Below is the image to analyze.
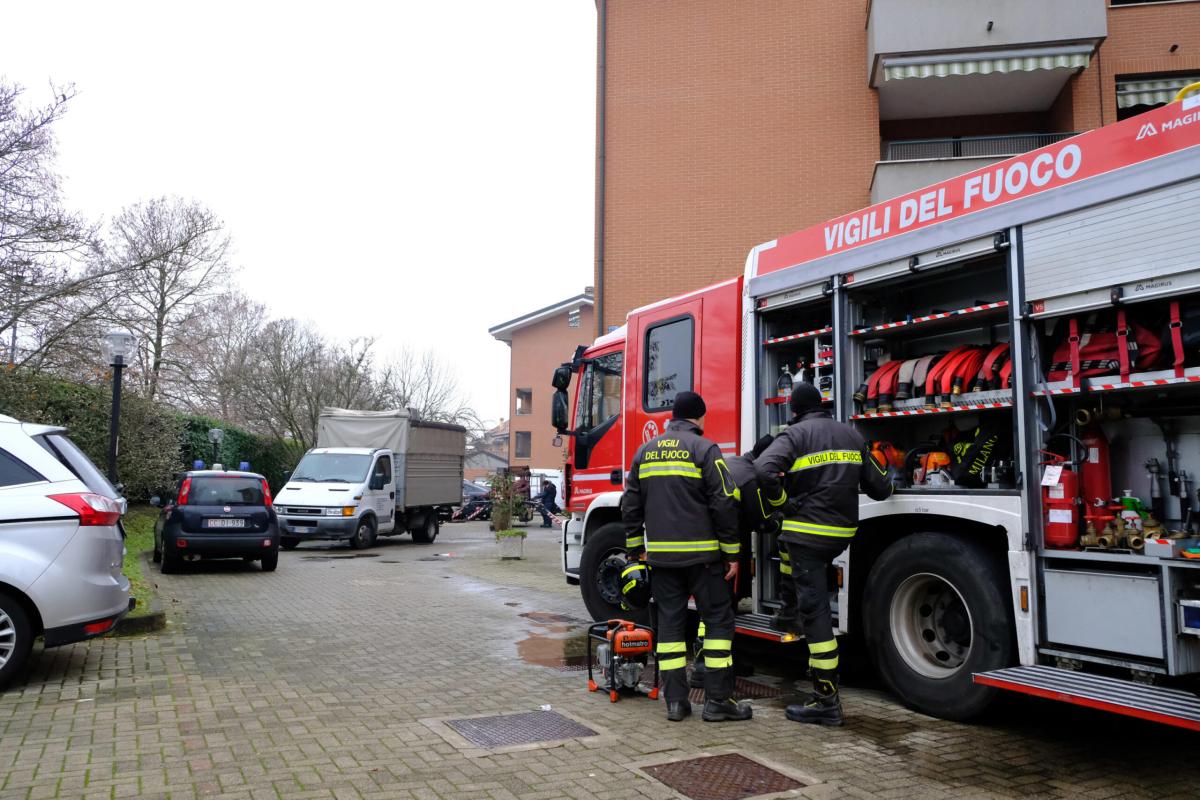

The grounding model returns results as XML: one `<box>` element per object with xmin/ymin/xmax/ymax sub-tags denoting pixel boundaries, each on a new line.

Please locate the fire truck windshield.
<box><xmin>574</xmin><ymin>352</ymin><xmax>623</xmax><ymax>432</ymax></box>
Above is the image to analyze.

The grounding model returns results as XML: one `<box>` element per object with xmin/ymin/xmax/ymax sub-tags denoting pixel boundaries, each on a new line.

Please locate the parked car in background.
<box><xmin>151</xmin><ymin>469</ymin><xmax>279</xmax><ymax>573</ymax></box>
<box><xmin>0</xmin><ymin>414</ymin><xmax>132</xmax><ymax>690</ymax></box>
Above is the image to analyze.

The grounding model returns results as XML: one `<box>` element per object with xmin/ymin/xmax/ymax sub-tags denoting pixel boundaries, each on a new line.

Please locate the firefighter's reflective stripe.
<box><xmin>808</xmin><ymin>638</ymin><xmax>839</xmax><ymax>670</ymax></box>
<box><xmin>626</xmin><ymin>535</ymin><xmax>645</xmax><ymax>548</ymax></box>
<box><xmin>697</xmin><ymin>622</ymin><xmax>706</xmax><ymax>636</ymax></box>
<box><xmin>781</xmin><ymin>520</ymin><xmax>857</xmax><ymax>538</ymax></box>
<box><xmin>719</xmin><ymin>541</ymin><xmax>741</xmax><ymax>555</ymax></box>
<box><xmin>657</xmin><ymin>641</ymin><xmax>687</xmax><ymax>671</ymax></box>
<box><xmin>715</xmin><ymin>458</ymin><xmax>738</xmax><ymax>498</ymax></box>
<box><xmin>789</xmin><ymin>450</ymin><xmax>863</xmax><ymax>473</ymax></box>
<box><xmin>780</xmin><ymin>549</ymin><xmax>792</xmax><ymax>575</ymax></box>
<box><xmin>703</xmin><ymin>638</ymin><xmax>733</xmax><ymax>669</ymax></box>
<box><xmin>639</xmin><ymin>461</ymin><xmax>702</xmax><ymax>479</ymax></box>
<box><xmin>646</xmin><ymin>539</ymin><xmax>720</xmax><ymax>552</ymax></box>
<box><xmin>767</xmin><ymin>488</ymin><xmax>788</xmax><ymax>507</ymax></box>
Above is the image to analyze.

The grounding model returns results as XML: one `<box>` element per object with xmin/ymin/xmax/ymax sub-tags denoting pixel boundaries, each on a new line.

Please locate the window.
<box><xmin>185</xmin><ymin>477</ymin><xmax>266</xmax><ymax>506</ymax></box>
<box><xmin>573</xmin><ymin>351</ymin><xmax>623</xmax><ymax>431</ymax></box>
<box><xmin>644</xmin><ymin>317</ymin><xmax>694</xmax><ymax>411</ymax></box>
<box><xmin>568</xmin><ymin>308</ymin><xmax>581</xmax><ymax>328</ymax></box>
<box><xmin>515</xmin><ymin>388</ymin><xmax>533</xmax><ymax>416</ymax></box>
<box><xmin>373</xmin><ymin>455</ymin><xmax>392</xmax><ymax>484</ymax></box>
<box><xmin>33</xmin><ymin>433</ymin><xmax>118</xmax><ymax>498</ymax></box>
<box><xmin>0</xmin><ymin>448</ymin><xmax>44</xmax><ymax>488</ymax></box>
<box><xmin>515</xmin><ymin>431</ymin><xmax>532</xmax><ymax>459</ymax></box>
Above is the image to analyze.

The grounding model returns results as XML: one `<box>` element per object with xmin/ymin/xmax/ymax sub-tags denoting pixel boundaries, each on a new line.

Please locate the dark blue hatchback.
<box><xmin>151</xmin><ymin>470</ymin><xmax>279</xmax><ymax>573</ymax></box>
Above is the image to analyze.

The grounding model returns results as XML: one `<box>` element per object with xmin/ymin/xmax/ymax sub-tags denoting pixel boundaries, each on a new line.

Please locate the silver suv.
<box><xmin>0</xmin><ymin>414</ymin><xmax>133</xmax><ymax>689</ymax></box>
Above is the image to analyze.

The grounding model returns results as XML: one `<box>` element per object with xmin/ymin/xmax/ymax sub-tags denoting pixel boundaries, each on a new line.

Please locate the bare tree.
<box><xmin>108</xmin><ymin>197</ymin><xmax>232</xmax><ymax>401</ymax></box>
<box><xmin>0</xmin><ymin>79</ymin><xmax>111</xmax><ymax>370</ymax></box>
<box><xmin>170</xmin><ymin>291</ymin><xmax>266</xmax><ymax>421</ymax></box>
<box><xmin>379</xmin><ymin>347</ymin><xmax>483</xmax><ymax>435</ymax></box>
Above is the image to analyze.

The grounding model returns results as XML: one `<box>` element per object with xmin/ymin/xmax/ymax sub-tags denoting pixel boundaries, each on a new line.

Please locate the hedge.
<box><xmin>0</xmin><ymin>369</ymin><xmax>298</xmax><ymax>501</ymax></box>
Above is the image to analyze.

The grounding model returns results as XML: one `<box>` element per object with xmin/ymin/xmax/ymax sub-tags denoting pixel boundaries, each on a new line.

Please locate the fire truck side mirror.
<box><xmin>552</xmin><ymin>389</ymin><xmax>570</xmax><ymax>433</ymax></box>
<box><xmin>551</xmin><ymin>365</ymin><xmax>572</xmax><ymax>391</ymax></box>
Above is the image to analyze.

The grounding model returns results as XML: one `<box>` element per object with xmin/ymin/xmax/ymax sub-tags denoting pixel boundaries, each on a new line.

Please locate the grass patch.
<box><xmin>122</xmin><ymin>505</ymin><xmax>157</xmax><ymax>616</ymax></box>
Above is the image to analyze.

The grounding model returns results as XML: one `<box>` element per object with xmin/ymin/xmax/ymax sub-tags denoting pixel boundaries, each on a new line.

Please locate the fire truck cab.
<box><xmin>555</xmin><ymin>87</ymin><xmax>1200</xmax><ymax>728</ymax></box>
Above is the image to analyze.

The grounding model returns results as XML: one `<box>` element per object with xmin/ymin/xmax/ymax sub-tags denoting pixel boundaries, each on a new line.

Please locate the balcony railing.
<box><xmin>881</xmin><ymin>132</ymin><xmax>1078</xmax><ymax>162</ymax></box>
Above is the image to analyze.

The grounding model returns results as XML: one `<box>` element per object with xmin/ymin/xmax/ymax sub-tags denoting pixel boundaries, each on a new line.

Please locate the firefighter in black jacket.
<box><xmin>755</xmin><ymin>382</ymin><xmax>893</xmax><ymax>727</ymax></box>
<box><xmin>623</xmin><ymin>391</ymin><xmax>752</xmax><ymax>723</ymax></box>
<box><xmin>690</xmin><ymin>434</ymin><xmax>782</xmax><ymax>688</ymax></box>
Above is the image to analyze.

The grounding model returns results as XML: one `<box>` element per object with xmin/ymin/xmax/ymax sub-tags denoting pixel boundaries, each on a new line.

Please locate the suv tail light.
<box><xmin>261</xmin><ymin>479</ymin><xmax>273</xmax><ymax>508</ymax></box>
<box><xmin>49</xmin><ymin>493</ymin><xmax>122</xmax><ymax>526</ymax></box>
<box><xmin>177</xmin><ymin>477</ymin><xmax>192</xmax><ymax>505</ymax></box>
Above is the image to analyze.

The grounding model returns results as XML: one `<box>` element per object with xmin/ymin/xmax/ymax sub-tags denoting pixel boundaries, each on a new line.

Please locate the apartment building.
<box><xmin>594</xmin><ymin>0</ymin><xmax>1200</xmax><ymax>332</ymax></box>
<box><xmin>489</xmin><ymin>289</ymin><xmax>595</xmax><ymax>468</ymax></box>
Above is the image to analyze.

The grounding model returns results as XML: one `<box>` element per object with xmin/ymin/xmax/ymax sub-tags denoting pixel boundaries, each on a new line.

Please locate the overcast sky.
<box><xmin>4</xmin><ymin>0</ymin><xmax>597</xmax><ymax>425</ymax></box>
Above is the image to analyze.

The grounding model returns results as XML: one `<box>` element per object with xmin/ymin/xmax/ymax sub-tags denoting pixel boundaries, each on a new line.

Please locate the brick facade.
<box><xmin>503</xmin><ymin>304</ymin><xmax>594</xmax><ymax>470</ymax></box>
<box><xmin>595</xmin><ymin>0</ymin><xmax>1200</xmax><ymax>332</ymax></box>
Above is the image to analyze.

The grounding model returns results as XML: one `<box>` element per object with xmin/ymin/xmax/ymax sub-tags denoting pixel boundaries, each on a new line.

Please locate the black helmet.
<box><xmin>620</xmin><ymin>562</ymin><xmax>651</xmax><ymax>611</ymax></box>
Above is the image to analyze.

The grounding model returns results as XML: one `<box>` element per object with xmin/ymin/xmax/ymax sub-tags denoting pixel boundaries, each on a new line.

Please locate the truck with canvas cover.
<box><xmin>275</xmin><ymin>408</ymin><xmax>466</xmax><ymax>549</ymax></box>
<box><xmin>555</xmin><ymin>86</ymin><xmax>1200</xmax><ymax>728</ymax></box>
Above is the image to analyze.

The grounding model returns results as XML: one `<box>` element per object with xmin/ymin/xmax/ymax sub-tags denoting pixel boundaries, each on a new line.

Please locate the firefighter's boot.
<box><xmin>785</xmin><ymin>671</ymin><xmax>843</xmax><ymax>727</ymax></box>
<box><xmin>702</xmin><ymin>698</ymin><xmax>753</xmax><ymax>722</ymax></box>
<box><xmin>666</xmin><ymin>701</ymin><xmax>692</xmax><ymax>722</ymax></box>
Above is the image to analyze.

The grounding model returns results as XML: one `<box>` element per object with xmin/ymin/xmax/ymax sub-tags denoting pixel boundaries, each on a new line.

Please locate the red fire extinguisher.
<box><xmin>1042</xmin><ymin>451</ymin><xmax>1080</xmax><ymax>549</ymax></box>
<box><xmin>1077</xmin><ymin>425</ymin><xmax>1112</xmax><ymax>510</ymax></box>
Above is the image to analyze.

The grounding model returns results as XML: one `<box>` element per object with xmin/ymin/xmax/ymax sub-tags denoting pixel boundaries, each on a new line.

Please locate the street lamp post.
<box><xmin>102</xmin><ymin>330</ymin><xmax>136</xmax><ymax>485</ymax></box>
<box><xmin>208</xmin><ymin>428</ymin><xmax>225</xmax><ymax>468</ymax></box>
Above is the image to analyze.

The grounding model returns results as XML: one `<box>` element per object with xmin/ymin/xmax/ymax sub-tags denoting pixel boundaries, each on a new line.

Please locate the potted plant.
<box><xmin>489</xmin><ymin>471</ymin><xmax>526</xmax><ymax>558</ymax></box>
<box><xmin>496</xmin><ymin>528</ymin><xmax>527</xmax><ymax>559</ymax></box>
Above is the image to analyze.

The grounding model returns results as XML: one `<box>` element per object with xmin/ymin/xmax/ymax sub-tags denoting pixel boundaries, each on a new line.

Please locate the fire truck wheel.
<box><xmin>863</xmin><ymin>532</ymin><xmax>1014</xmax><ymax>721</ymax></box>
<box><xmin>579</xmin><ymin>522</ymin><xmax>649</xmax><ymax>625</ymax></box>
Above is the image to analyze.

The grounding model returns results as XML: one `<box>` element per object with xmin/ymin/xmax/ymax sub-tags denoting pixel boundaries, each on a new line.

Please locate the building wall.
<box><xmin>598</xmin><ymin>0</ymin><xmax>881</xmax><ymax>331</ymax></box>
<box><xmin>507</xmin><ymin>306</ymin><xmax>595</xmax><ymax>468</ymax></box>
<box><xmin>596</xmin><ymin>0</ymin><xmax>1200</xmax><ymax>331</ymax></box>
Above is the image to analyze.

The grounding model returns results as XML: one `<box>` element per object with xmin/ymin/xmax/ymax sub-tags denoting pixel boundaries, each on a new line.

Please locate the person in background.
<box><xmin>538</xmin><ymin>479</ymin><xmax>559</xmax><ymax>528</ymax></box>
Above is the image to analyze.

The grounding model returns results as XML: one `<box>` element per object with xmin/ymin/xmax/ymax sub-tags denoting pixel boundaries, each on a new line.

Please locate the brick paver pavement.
<box><xmin>1</xmin><ymin>521</ymin><xmax>1198</xmax><ymax>799</ymax></box>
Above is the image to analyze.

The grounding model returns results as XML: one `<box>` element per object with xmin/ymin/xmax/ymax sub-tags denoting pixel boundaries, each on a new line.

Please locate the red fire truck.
<box><xmin>552</xmin><ymin>86</ymin><xmax>1200</xmax><ymax>727</ymax></box>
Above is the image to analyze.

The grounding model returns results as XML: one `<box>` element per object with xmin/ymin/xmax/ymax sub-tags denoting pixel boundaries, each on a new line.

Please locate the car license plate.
<box><xmin>205</xmin><ymin>518</ymin><xmax>246</xmax><ymax>529</ymax></box>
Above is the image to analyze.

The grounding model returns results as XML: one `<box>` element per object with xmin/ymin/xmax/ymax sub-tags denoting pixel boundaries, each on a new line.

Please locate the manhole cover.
<box><xmin>643</xmin><ymin>753</ymin><xmax>802</xmax><ymax>800</ymax></box>
<box><xmin>446</xmin><ymin>711</ymin><xmax>597</xmax><ymax>748</ymax></box>
<box><xmin>688</xmin><ymin>675</ymin><xmax>785</xmax><ymax>703</ymax></box>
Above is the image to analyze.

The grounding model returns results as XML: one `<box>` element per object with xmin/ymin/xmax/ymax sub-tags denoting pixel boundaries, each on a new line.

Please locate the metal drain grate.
<box><xmin>644</xmin><ymin>753</ymin><xmax>802</xmax><ymax>800</ymax></box>
<box><xmin>688</xmin><ymin>675</ymin><xmax>785</xmax><ymax>703</ymax></box>
<box><xmin>446</xmin><ymin>711</ymin><xmax>597</xmax><ymax>748</ymax></box>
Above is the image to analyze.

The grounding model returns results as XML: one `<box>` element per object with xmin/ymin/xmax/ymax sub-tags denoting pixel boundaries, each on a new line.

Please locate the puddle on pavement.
<box><xmin>301</xmin><ymin>553</ymin><xmax>380</xmax><ymax>561</ymax></box>
<box><xmin>516</xmin><ymin>610</ymin><xmax>592</xmax><ymax>670</ymax></box>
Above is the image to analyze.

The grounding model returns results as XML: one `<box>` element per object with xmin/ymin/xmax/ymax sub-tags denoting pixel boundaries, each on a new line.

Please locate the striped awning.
<box><xmin>883</xmin><ymin>50</ymin><xmax>1091</xmax><ymax>82</ymax></box>
<box><xmin>1117</xmin><ymin>76</ymin><xmax>1200</xmax><ymax>109</ymax></box>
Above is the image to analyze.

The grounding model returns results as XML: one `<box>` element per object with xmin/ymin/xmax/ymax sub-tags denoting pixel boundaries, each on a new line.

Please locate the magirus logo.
<box><xmin>1136</xmin><ymin>121</ymin><xmax>1158</xmax><ymax>140</ymax></box>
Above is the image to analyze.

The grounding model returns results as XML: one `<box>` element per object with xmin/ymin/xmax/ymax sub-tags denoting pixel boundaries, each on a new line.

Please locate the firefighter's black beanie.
<box><xmin>672</xmin><ymin>391</ymin><xmax>707</xmax><ymax>420</ymax></box>
<box><xmin>789</xmin><ymin>382</ymin><xmax>823</xmax><ymax>416</ymax></box>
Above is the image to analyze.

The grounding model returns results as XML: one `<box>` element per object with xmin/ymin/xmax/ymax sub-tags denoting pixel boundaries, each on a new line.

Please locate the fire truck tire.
<box><xmin>579</xmin><ymin>522</ymin><xmax>650</xmax><ymax>625</ymax></box>
<box><xmin>863</xmin><ymin>532</ymin><xmax>1014</xmax><ymax>721</ymax></box>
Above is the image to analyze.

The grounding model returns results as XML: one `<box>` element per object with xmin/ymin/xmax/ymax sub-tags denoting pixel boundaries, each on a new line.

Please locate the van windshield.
<box><xmin>291</xmin><ymin>453</ymin><xmax>371</xmax><ymax>483</ymax></box>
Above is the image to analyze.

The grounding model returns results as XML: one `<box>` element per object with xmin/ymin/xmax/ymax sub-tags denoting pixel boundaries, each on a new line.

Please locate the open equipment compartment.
<box><xmin>1019</xmin><ymin>164</ymin><xmax>1200</xmax><ymax>679</ymax></box>
<box><xmin>845</xmin><ymin>248</ymin><xmax>1018</xmax><ymax>492</ymax></box>
<box><xmin>757</xmin><ymin>282</ymin><xmax>835</xmax><ymax>436</ymax></box>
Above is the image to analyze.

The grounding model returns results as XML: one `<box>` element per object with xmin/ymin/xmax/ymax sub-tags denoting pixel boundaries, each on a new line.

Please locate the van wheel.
<box><xmin>280</xmin><ymin>538</ymin><xmax>299</xmax><ymax>551</ymax></box>
<box><xmin>349</xmin><ymin>518</ymin><xmax>376</xmax><ymax>549</ymax></box>
<box><xmin>261</xmin><ymin>550</ymin><xmax>279</xmax><ymax>572</ymax></box>
<box><xmin>863</xmin><ymin>532</ymin><xmax>1014</xmax><ymax>721</ymax></box>
<box><xmin>579</xmin><ymin>522</ymin><xmax>649</xmax><ymax>625</ymax></box>
<box><xmin>0</xmin><ymin>592</ymin><xmax>33</xmax><ymax>690</ymax></box>
<box><xmin>152</xmin><ymin>541</ymin><xmax>162</xmax><ymax>563</ymax></box>
<box><xmin>412</xmin><ymin>513</ymin><xmax>439</xmax><ymax>544</ymax></box>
